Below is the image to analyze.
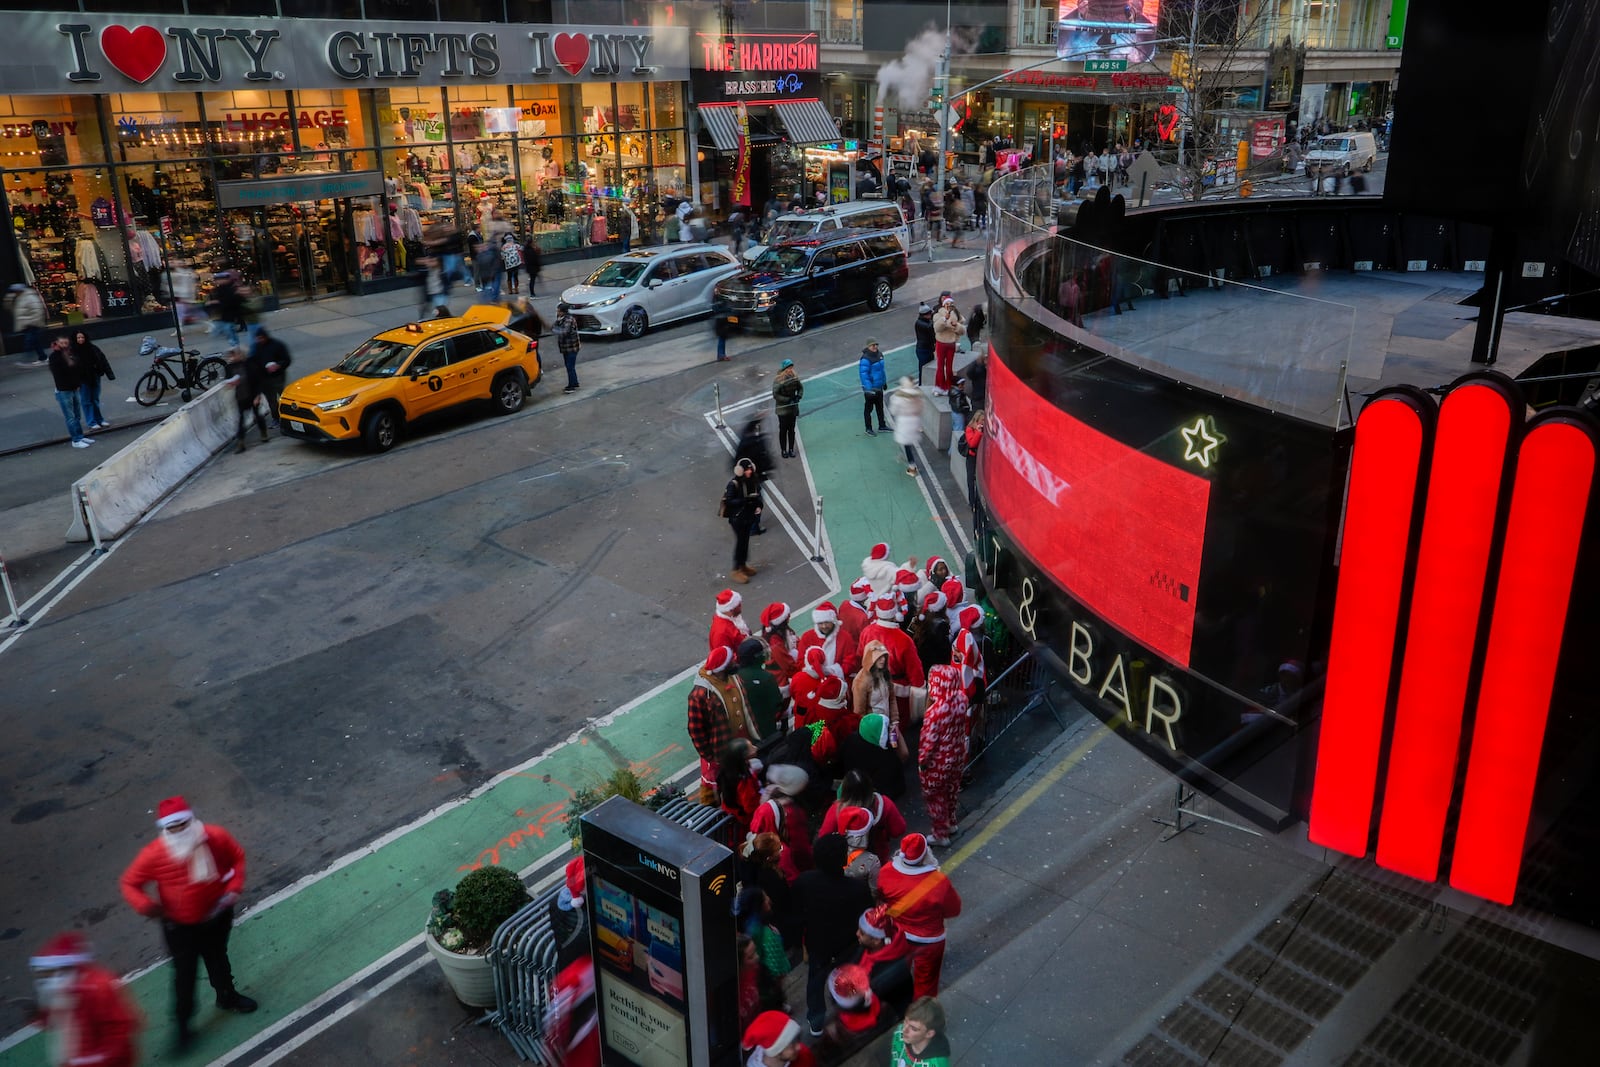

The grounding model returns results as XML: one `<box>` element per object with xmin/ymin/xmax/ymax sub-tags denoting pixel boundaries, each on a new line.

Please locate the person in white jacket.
<box><xmin>889</xmin><ymin>376</ymin><xmax>924</xmax><ymax>477</ymax></box>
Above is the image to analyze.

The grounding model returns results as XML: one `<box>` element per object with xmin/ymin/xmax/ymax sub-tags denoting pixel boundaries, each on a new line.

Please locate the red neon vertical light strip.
<box><xmin>1449</xmin><ymin>418</ymin><xmax>1596</xmax><ymax>904</ymax></box>
<box><xmin>1375</xmin><ymin>381</ymin><xmax>1516</xmax><ymax>882</ymax></box>
<box><xmin>1308</xmin><ymin>395</ymin><xmax>1428</xmax><ymax>856</ymax></box>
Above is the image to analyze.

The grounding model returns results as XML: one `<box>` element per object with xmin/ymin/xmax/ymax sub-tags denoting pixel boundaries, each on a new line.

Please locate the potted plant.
<box><xmin>425</xmin><ymin>864</ymin><xmax>532</xmax><ymax>1008</ymax></box>
<box><xmin>564</xmin><ymin>768</ymin><xmax>673</xmax><ymax>851</ymax></box>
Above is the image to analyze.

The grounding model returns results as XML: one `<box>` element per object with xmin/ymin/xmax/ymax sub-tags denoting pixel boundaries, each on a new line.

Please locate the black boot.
<box><xmin>234</xmin><ymin>438</ymin><xmax>246</xmax><ymax>454</ymax></box>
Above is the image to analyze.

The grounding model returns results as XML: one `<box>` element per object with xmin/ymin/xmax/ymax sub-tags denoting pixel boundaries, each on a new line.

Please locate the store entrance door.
<box><xmin>228</xmin><ymin>200</ymin><xmax>358</xmax><ymax>306</ymax></box>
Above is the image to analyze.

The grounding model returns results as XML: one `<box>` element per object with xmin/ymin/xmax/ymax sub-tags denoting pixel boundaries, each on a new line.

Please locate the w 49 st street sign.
<box><xmin>1085</xmin><ymin>59</ymin><xmax>1128</xmax><ymax>73</ymax></box>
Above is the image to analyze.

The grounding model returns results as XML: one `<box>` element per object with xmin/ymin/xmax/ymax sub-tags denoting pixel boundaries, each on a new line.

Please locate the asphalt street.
<box><xmin>0</xmin><ymin>250</ymin><xmax>986</xmax><ymax>1054</ymax></box>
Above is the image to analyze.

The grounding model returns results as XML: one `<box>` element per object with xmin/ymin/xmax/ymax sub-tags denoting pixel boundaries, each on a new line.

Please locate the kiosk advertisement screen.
<box><xmin>592</xmin><ymin>873</ymin><xmax>690</xmax><ymax>1067</ymax></box>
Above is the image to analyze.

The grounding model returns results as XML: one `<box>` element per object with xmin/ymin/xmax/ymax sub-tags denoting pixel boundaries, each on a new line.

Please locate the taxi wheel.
<box><xmin>492</xmin><ymin>371</ymin><xmax>527</xmax><ymax>415</ymax></box>
<box><xmin>362</xmin><ymin>407</ymin><xmax>402</xmax><ymax>452</ymax></box>
<box><xmin>622</xmin><ymin>307</ymin><xmax>648</xmax><ymax>339</ymax></box>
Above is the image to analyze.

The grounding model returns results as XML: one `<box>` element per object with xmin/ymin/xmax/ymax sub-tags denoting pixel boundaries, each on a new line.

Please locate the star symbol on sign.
<box><xmin>1180</xmin><ymin>416</ymin><xmax>1224</xmax><ymax>469</ymax></box>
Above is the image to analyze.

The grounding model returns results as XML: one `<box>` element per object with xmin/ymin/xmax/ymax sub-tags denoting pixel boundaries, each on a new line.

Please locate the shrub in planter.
<box><xmin>429</xmin><ymin>865</ymin><xmax>532</xmax><ymax>955</ymax></box>
<box><xmin>564</xmin><ymin>768</ymin><xmax>670</xmax><ymax>851</ymax></box>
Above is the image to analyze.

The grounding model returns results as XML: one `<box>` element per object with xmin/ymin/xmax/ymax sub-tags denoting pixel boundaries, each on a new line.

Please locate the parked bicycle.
<box><xmin>133</xmin><ymin>337</ymin><xmax>230</xmax><ymax>407</ymax></box>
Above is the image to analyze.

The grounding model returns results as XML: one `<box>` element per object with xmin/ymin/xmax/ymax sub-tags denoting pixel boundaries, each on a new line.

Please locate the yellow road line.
<box><xmin>945</xmin><ymin>717</ymin><xmax>1122</xmax><ymax>872</ymax></box>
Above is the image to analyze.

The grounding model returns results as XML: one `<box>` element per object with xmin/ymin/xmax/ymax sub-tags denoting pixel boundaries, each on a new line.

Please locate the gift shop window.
<box><xmin>376</xmin><ymin>87</ymin><xmax>455</xmax><ymax>254</ymax></box>
<box><xmin>442</xmin><ymin>85</ymin><xmax>521</xmax><ymax>247</ymax></box>
<box><xmin>513</xmin><ymin>84</ymin><xmax>580</xmax><ymax>254</ymax></box>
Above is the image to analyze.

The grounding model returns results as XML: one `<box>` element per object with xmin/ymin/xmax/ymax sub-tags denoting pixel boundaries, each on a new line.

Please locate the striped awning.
<box><xmin>696</xmin><ymin>105</ymin><xmax>741</xmax><ymax>152</ymax></box>
<box><xmin>774</xmin><ymin>99</ymin><xmax>843</xmax><ymax>146</ymax></box>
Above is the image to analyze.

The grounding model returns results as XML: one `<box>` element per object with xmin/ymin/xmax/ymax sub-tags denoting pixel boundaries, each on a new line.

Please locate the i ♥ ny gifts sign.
<box><xmin>14</xmin><ymin>13</ymin><xmax>689</xmax><ymax>93</ymax></box>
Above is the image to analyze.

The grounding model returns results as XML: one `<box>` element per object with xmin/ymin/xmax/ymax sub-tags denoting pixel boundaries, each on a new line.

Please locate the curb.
<box><xmin>0</xmin><ymin>411</ymin><xmax>170</xmax><ymax>460</ymax></box>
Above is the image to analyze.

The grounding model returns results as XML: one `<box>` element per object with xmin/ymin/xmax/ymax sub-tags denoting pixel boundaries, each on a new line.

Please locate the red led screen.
<box><xmin>982</xmin><ymin>355</ymin><xmax>1211</xmax><ymax>667</ymax></box>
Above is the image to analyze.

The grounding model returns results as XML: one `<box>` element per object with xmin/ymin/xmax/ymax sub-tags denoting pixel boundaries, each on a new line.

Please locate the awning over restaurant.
<box><xmin>773</xmin><ymin>99</ymin><xmax>842</xmax><ymax>146</ymax></box>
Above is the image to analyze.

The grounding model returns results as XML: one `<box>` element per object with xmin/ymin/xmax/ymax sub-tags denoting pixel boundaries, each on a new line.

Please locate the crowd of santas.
<box><xmin>686</xmin><ymin>542</ymin><xmax>981</xmax><ymax>1064</ymax></box>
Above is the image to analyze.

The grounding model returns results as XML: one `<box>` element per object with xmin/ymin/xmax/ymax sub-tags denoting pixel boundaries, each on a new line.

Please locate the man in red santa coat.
<box><xmin>798</xmin><ymin>600</ymin><xmax>860</xmax><ymax>679</ymax></box>
<box><xmin>28</xmin><ymin>931</ymin><xmax>140</xmax><ymax>1067</ymax></box>
<box><xmin>119</xmin><ymin>796</ymin><xmax>256</xmax><ymax>1051</ymax></box>
<box><xmin>710</xmin><ymin>588</ymin><xmax>751</xmax><ymax>656</ymax></box>
<box><xmin>760</xmin><ymin>601</ymin><xmax>801</xmax><ymax>699</ymax></box>
<box><xmin>877</xmin><ymin>833</ymin><xmax>962</xmax><ymax>1000</ymax></box>
<box><xmin>742</xmin><ymin>1009</ymin><xmax>817</xmax><ymax>1066</ymax></box>
<box><xmin>836</xmin><ymin>578</ymin><xmax>873</xmax><ymax>655</ymax></box>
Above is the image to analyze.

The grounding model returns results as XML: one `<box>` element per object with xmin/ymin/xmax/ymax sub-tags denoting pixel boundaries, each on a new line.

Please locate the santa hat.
<box><xmin>893</xmin><ymin>833</ymin><xmax>940</xmax><ymax>874</ymax></box>
<box><xmin>839</xmin><ymin>806</ymin><xmax>874</xmax><ymax>838</ymax></box>
<box><xmin>849</xmin><ymin>578</ymin><xmax>873</xmax><ymax>603</ymax></box>
<box><xmin>941</xmin><ymin>577</ymin><xmax>965</xmax><ymax>605</ymax></box>
<box><xmin>873</xmin><ymin>595</ymin><xmax>899</xmax><ymax>621</ymax></box>
<box><xmin>715</xmin><ymin>588</ymin><xmax>742</xmax><ymax>615</ymax></box>
<box><xmin>564</xmin><ymin>856</ymin><xmax>586</xmax><ymax>906</ymax></box>
<box><xmin>957</xmin><ymin>604</ymin><xmax>983</xmax><ymax>632</ymax></box>
<box><xmin>924</xmin><ymin>556</ymin><xmax>946</xmax><ymax>580</ymax></box>
<box><xmin>828</xmin><ymin>964</ymin><xmax>881</xmax><ymax>1033</ymax></box>
<box><xmin>817</xmin><ymin>675</ymin><xmax>848</xmax><ymax>711</ymax></box>
<box><xmin>156</xmin><ymin>795</ymin><xmax>194</xmax><ymax>828</ymax></box>
<box><xmin>742</xmin><ymin>1010</ymin><xmax>801</xmax><ymax>1056</ymax></box>
<box><xmin>868</xmin><ymin>542</ymin><xmax>891</xmax><ymax>561</ymax></box>
<box><xmin>30</xmin><ymin>931</ymin><xmax>92</xmax><ymax>970</ymax></box>
<box><xmin>803</xmin><ymin>646</ymin><xmax>828</xmax><ymax>676</ymax></box>
<box><xmin>894</xmin><ymin>569</ymin><xmax>921</xmax><ymax>595</ymax></box>
<box><xmin>922</xmin><ymin>591</ymin><xmax>948</xmax><ymax>614</ymax></box>
<box><xmin>761</xmin><ymin>602</ymin><xmax>791</xmax><ymax>632</ymax></box>
<box><xmin>859</xmin><ymin>713</ymin><xmax>892</xmax><ymax>750</ymax></box>
<box><xmin>765</xmin><ymin>764</ymin><xmax>809</xmax><ymax>797</ymax></box>
<box><xmin>704</xmin><ymin>646</ymin><xmax>736</xmax><ymax>674</ymax></box>
<box><xmin>858</xmin><ymin>904</ymin><xmax>895</xmax><ymax>940</ymax></box>
<box><xmin>811</xmin><ymin>601</ymin><xmax>838</xmax><ymax>626</ymax></box>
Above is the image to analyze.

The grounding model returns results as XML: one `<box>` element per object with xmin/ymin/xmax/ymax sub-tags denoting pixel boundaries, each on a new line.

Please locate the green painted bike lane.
<box><xmin>0</xmin><ymin>347</ymin><xmax>953</xmax><ymax>1066</ymax></box>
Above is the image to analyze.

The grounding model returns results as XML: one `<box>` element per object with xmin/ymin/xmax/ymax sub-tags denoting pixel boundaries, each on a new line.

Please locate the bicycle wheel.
<box><xmin>193</xmin><ymin>357</ymin><xmax>229</xmax><ymax>391</ymax></box>
<box><xmin>134</xmin><ymin>370</ymin><xmax>168</xmax><ymax>407</ymax></box>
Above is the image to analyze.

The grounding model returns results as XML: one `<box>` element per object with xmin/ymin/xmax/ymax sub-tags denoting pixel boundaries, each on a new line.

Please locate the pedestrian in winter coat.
<box><xmin>523</xmin><ymin>239</ymin><xmax>544</xmax><ymax>296</ymax></box>
<box><xmin>931</xmin><ymin>299</ymin><xmax>964</xmax><ymax>390</ymax></box>
<box><xmin>964</xmin><ymin>304</ymin><xmax>985</xmax><ymax>352</ymax></box>
<box><xmin>501</xmin><ymin>233</ymin><xmax>525</xmax><ymax>294</ymax></box>
<box><xmin>859</xmin><ymin>339</ymin><xmax>889</xmax><ymax>435</ymax></box>
<box><xmin>960</xmin><ymin>411</ymin><xmax>986</xmax><ymax>530</ymax></box>
<box><xmin>820</xmin><ymin>768</ymin><xmax>908</xmax><ymax>860</ymax></box>
<box><xmin>837</xmin><ymin>713</ymin><xmax>908</xmax><ymax>804</ymax></box>
<box><xmin>48</xmin><ymin>336</ymin><xmax>91</xmax><ymax>447</ymax></box>
<box><xmin>226</xmin><ymin>346</ymin><xmax>270</xmax><ymax>453</ymax></box>
<box><xmin>735</xmin><ymin>413</ymin><xmax>776</xmax><ymax>486</ymax></box>
<box><xmin>70</xmin><ymin>331</ymin><xmax>114</xmax><ymax>432</ymax></box>
<box><xmin>7</xmin><ymin>283</ymin><xmax>49</xmax><ymax>364</ymax></box>
<box><xmin>889</xmin><ymin>376</ymin><xmax>924</xmax><ymax>476</ymax></box>
<box><xmin>120</xmin><ymin>796</ymin><xmax>258</xmax><ymax>1050</ymax></box>
<box><xmin>736</xmin><ymin>636</ymin><xmax>786</xmax><ymax>739</ymax></box>
<box><xmin>27</xmin><ymin>931</ymin><xmax>140</xmax><ymax>1067</ymax></box>
<box><xmin>878</xmin><ymin>835</ymin><xmax>962</xmax><ymax>1000</ymax></box>
<box><xmin>553</xmin><ymin>303</ymin><xmax>581</xmax><ymax>392</ymax></box>
<box><xmin>547</xmin><ymin>856</ymin><xmax>589</xmax><ymax>972</ymax></box>
<box><xmin>723</xmin><ymin>458</ymin><xmax>764</xmax><ymax>582</ymax></box>
<box><xmin>772</xmin><ymin>359</ymin><xmax>804</xmax><ymax>457</ymax></box>
<box><xmin>749</xmin><ymin>763</ymin><xmax>815</xmax><ymax>874</ymax></box>
<box><xmin>713</xmin><ymin>296</ymin><xmax>738</xmax><ymax>361</ymax></box>
<box><xmin>793</xmin><ymin>834</ymin><xmax>875</xmax><ymax>1035</ymax></box>
<box><xmin>248</xmin><ymin>326</ymin><xmax>292</xmax><ymax>427</ymax></box>
<box><xmin>913</xmin><ymin>303</ymin><xmax>935</xmax><ymax>385</ymax></box>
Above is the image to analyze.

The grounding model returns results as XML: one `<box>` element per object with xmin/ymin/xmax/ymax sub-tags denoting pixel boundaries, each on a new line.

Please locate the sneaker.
<box><xmin>906</xmin><ymin>466</ymin><xmax>918</xmax><ymax>477</ymax></box>
<box><xmin>865</xmin><ymin>428</ymin><xmax>877</xmax><ymax>437</ymax></box>
<box><xmin>563</xmin><ymin>385</ymin><xmax>578</xmax><ymax>394</ymax></box>
<box><xmin>80</xmin><ymin>436</ymin><xmax>94</xmax><ymax>444</ymax></box>
<box><xmin>71</xmin><ymin>439</ymin><xmax>91</xmax><ymax>449</ymax></box>
<box><xmin>926</xmin><ymin>835</ymin><xmax>953</xmax><ymax>847</ymax></box>
<box><xmin>217</xmin><ymin>992</ymin><xmax>258</xmax><ymax>1013</ymax></box>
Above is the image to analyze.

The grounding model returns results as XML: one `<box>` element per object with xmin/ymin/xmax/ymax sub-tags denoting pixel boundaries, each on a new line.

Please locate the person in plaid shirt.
<box><xmin>688</xmin><ymin>646</ymin><xmax>754</xmax><ymax>804</ymax></box>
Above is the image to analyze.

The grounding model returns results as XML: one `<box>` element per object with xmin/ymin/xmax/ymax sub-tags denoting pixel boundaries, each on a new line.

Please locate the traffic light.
<box><xmin>1169</xmin><ymin>52</ymin><xmax>1188</xmax><ymax>81</ymax></box>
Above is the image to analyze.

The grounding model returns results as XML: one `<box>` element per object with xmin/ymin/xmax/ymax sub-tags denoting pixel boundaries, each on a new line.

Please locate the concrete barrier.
<box><xmin>921</xmin><ymin>385</ymin><xmax>952</xmax><ymax>450</ymax></box>
<box><xmin>66</xmin><ymin>383</ymin><xmax>235</xmax><ymax>542</ymax></box>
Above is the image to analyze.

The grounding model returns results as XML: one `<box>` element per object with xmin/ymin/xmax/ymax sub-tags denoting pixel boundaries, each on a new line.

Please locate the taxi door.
<box><xmin>400</xmin><ymin>339</ymin><xmax>452</xmax><ymax>418</ymax></box>
<box><xmin>447</xmin><ymin>329</ymin><xmax>510</xmax><ymax>401</ymax></box>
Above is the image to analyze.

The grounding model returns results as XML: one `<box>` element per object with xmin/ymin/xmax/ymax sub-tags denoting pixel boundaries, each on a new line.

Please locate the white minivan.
<box><xmin>1304</xmin><ymin>131</ymin><xmax>1378</xmax><ymax>172</ymax></box>
<box><xmin>743</xmin><ymin>200</ymin><xmax>909</xmax><ymax>263</ymax></box>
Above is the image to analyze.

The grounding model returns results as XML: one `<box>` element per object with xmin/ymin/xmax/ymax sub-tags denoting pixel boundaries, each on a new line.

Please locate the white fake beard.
<box><xmin>35</xmin><ymin>973</ymin><xmax>74</xmax><ymax>1011</ymax></box>
<box><xmin>162</xmin><ymin>819</ymin><xmax>206</xmax><ymax>862</ymax></box>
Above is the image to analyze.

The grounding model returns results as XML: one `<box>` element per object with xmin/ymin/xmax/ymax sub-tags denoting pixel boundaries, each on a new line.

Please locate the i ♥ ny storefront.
<box><xmin>0</xmin><ymin>13</ymin><xmax>691</xmax><ymax>339</ymax></box>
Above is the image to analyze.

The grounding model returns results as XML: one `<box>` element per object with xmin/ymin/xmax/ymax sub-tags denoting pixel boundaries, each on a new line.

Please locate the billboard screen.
<box><xmin>1057</xmin><ymin>0</ymin><xmax>1163</xmax><ymax>62</ymax></box>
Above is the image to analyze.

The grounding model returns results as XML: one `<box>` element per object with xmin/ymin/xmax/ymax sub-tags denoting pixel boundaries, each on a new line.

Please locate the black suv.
<box><xmin>713</xmin><ymin>228</ymin><xmax>910</xmax><ymax>335</ymax></box>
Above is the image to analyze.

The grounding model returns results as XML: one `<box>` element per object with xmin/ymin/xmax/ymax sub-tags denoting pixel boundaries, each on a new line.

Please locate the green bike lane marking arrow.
<box><xmin>0</xmin><ymin>350</ymin><xmax>955</xmax><ymax>1067</ymax></box>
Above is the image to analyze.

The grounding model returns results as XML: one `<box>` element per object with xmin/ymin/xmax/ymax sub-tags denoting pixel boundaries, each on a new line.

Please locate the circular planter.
<box><xmin>425</xmin><ymin>930</ymin><xmax>497</xmax><ymax>1008</ymax></box>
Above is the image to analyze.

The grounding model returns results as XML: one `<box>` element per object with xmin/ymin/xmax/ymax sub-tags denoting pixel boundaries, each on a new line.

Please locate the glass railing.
<box><xmin>985</xmin><ymin>166</ymin><xmax>1356</xmax><ymax>428</ymax></box>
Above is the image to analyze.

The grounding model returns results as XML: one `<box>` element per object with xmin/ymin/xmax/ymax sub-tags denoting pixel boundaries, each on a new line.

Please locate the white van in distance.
<box><xmin>1305</xmin><ymin>131</ymin><xmax>1378</xmax><ymax>172</ymax></box>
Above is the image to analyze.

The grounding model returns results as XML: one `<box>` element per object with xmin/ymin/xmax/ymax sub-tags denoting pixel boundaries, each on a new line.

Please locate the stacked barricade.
<box><xmin>483</xmin><ymin>797</ymin><xmax>732</xmax><ymax>1061</ymax></box>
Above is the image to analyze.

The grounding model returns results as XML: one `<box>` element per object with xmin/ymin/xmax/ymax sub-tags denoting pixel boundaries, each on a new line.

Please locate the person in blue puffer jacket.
<box><xmin>859</xmin><ymin>338</ymin><xmax>889</xmax><ymax>436</ymax></box>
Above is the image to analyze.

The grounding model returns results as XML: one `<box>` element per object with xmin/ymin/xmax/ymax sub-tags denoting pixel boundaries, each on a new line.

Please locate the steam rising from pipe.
<box><xmin>875</xmin><ymin>27</ymin><xmax>965</xmax><ymax>111</ymax></box>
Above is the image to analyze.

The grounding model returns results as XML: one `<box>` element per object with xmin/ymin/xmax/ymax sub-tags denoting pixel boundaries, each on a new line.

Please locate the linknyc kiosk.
<box><xmin>580</xmin><ymin>796</ymin><xmax>739</xmax><ymax>1067</ymax></box>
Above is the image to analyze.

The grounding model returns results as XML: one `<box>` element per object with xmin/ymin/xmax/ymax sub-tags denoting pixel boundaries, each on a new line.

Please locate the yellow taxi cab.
<box><xmin>277</xmin><ymin>305</ymin><xmax>541</xmax><ymax>452</ymax></box>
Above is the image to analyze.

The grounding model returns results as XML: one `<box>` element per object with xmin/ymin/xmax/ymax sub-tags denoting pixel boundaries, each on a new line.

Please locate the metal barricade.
<box><xmin>966</xmin><ymin>643</ymin><xmax>1066</xmax><ymax>773</ymax></box>
<box><xmin>483</xmin><ymin>800</ymin><xmax>732</xmax><ymax>1061</ymax></box>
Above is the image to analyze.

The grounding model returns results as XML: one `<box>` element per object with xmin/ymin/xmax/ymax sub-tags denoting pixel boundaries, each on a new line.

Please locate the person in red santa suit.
<box><xmin>710</xmin><ymin>588</ymin><xmax>752</xmax><ymax>656</ymax></box>
<box><xmin>836</xmin><ymin>578</ymin><xmax>873</xmax><ymax>656</ymax></box>
<box><xmin>543</xmin><ymin>955</ymin><xmax>600</xmax><ymax>1067</ymax></box>
<box><xmin>892</xmin><ymin>568</ymin><xmax>923</xmax><ymax>621</ymax></box>
<box><xmin>28</xmin><ymin>932</ymin><xmax>140</xmax><ymax>1067</ymax></box>
<box><xmin>918</xmin><ymin>556</ymin><xmax>952</xmax><ymax>606</ymax></box>
<box><xmin>797</xmin><ymin>600</ymin><xmax>860</xmax><ymax>679</ymax></box>
<box><xmin>119</xmin><ymin>796</ymin><xmax>256</xmax><ymax>1051</ymax></box>
<box><xmin>815</xmin><ymin>672</ymin><xmax>860</xmax><ymax>740</ymax></box>
<box><xmin>859</xmin><ymin>541</ymin><xmax>901</xmax><ymax>596</ymax></box>
<box><xmin>858</xmin><ymin>595</ymin><xmax>926</xmax><ymax>733</ymax></box>
<box><xmin>760</xmin><ymin>602</ymin><xmax>802</xmax><ymax>701</ymax></box>
<box><xmin>952</xmin><ymin>603</ymin><xmax>986</xmax><ymax>705</ymax></box>
<box><xmin>940</xmin><ymin>577</ymin><xmax>969</xmax><ymax>633</ymax></box>
<box><xmin>876</xmin><ymin>833</ymin><xmax>962</xmax><ymax>999</ymax></box>
<box><xmin>742</xmin><ymin>1009</ymin><xmax>817</xmax><ymax>1067</ymax></box>
<box><xmin>790</xmin><ymin>645</ymin><xmax>827</xmax><ymax>729</ymax></box>
<box><xmin>748</xmin><ymin>764</ymin><xmax>815</xmax><ymax>874</ymax></box>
